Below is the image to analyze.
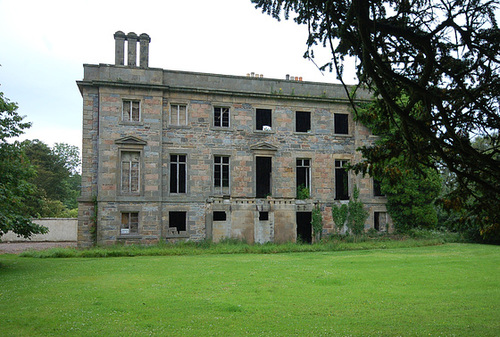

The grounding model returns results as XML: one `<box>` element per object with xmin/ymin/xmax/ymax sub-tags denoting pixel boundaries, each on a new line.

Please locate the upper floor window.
<box><xmin>296</xmin><ymin>111</ymin><xmax>311</xmax><ymax>133</ymax></box>
<box><xmin>335</xmin><ymin>159</ymin><xmax>349</xmax><ymax>200</ymax></box>
<box><xmin>121</xmin><ymin>212</ymin><xmax>138</xmax><ymax>235</ymax></box>
<box><xmin>256</xmin><ymin>108</ymin><xmax>272</xmax><ymax>131</ymax></box>
<box><xmin>296</xmin><ymin>159</ymin><xmax>311</xmax><ymax>198</ymax></box>
<box><xmin>170</xmin><ymin>104</ymin><xmax>187</xmax><ymax>126</ymax></box>
<box><xmin>214</xmin><ymin>107</ymin><xmax>230</xmax><ymax>128</ymax></box>
<box><xmin>170</xmin><ymin>154</ymin><xmax>187</xmax><ymax>194</ymax></box>
<box><xmin>214</xmin><ymin>156</ymin><xmax>230</xmax><ymax>195</ymax></box>
<box><xmin>373</xmin><ymin>179</ymin><xmax>384</xmax><ymax>196</ymax></box>
<box><xmin>334</xmin><ymin>113</ymin><xmax>349</xmax><ymax>134</ymax></box>
<box><xmin>122</xmin><ymin>100</ymin><xmax>140</xmax><ymax>122</ymax></box>
<box><xmin>121</xmin><ymin>151</ymin><xmax>140</xmax><ymax>194</ymax></box>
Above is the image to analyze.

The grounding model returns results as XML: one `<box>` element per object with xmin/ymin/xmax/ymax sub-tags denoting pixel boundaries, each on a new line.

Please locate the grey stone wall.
<box><xmin>78</xmin><ymin>63</ymin><xmax>391</xmax><ymax>246</ymax></box>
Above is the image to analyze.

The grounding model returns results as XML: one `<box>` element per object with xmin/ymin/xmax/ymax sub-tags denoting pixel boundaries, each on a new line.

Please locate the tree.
<box><xmin>0</xmin><ymin>91</ymin><xmax>47</xmax><ymax>238</ymax></box>
<box><xmin>252</xmin><ymin>0</ymin><xmax>500</xmax><ymax>240</ymax></box>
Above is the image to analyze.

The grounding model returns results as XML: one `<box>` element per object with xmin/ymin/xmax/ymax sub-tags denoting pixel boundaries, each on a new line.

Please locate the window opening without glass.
<box><xmin>170</xmin><ymin>154</ymin><xmax>186</xmax><ymax>193</ymax></box>
<box><xmin>214</xmin><ymin>107</ymin><xmax>230</xmax><ymax>128</ymax></box>
<box><xmin>334</xmin><ymin>113</ymin><xmax>349</xmax><ymax>134</ymax></box>
<box><xmin>121</xmin><ymin>212</ymin><xmax>138</xmax><ymax>235</ymax></box>
<box><xmin>256</xmin><ymin>108</ymin><xmax>272</xmax><ymax>130</ymax></box>
<box><xmin>335</xmin><ymin>159</ymin><xmax>349</xmax><ymax>200</ymax></box>
<box><xmin>169</xmin><ymin>211</ymin><xmax>186</xmax><ymax>232</ymax></box>
<box><xmin>256</xmin><ymin>156</ymin><xmax>272</xmax><ymax>198</ymax></box>
<box><xmin>296</xmin><ymin>111</ymin><xmax>311</xmax><ymax>132</ymax></box>
<box><xmin>122</xmin><ymin>100</ymin><xmax>140</xmax><ymax>122</ymax></box>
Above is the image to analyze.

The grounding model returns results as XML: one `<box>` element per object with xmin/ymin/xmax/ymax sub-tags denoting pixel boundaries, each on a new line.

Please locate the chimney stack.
<box><xmin>114</xmin><ymin>31</ymin><xmax>150</xmax><ymax>68</ymax></box>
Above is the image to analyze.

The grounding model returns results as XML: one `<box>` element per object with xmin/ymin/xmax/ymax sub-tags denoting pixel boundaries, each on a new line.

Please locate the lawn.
<box><xmin>0</xmin><ymin>243</ymin><xmax>498</xmax><ymax>336</ymax></box>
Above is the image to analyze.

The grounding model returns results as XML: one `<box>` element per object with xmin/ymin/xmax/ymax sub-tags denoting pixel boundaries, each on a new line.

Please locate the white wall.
<box><xmin>2</xmin><ymin>218</ymin><xmax>77</xmax><ymax>242</ymax></box>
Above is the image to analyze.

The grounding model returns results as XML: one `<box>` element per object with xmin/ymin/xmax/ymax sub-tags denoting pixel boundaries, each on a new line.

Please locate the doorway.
<box><xmin>296</xmin><ymin>212</ymin><xmax>312</xmax><ymax>243</ymax></box>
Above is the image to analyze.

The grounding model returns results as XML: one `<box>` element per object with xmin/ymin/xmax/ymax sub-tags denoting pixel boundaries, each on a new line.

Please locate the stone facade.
<box><xmin>77</xmin><ymin>32</ymin><xmax>392</xmax><ymax>247</ymax></box>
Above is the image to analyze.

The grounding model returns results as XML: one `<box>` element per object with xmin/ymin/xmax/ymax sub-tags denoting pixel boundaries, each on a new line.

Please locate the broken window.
<box><xmin>256</xmin><ymin>156</ymin><xmax>272</xmax><ymax>198</ymax></box>
<box><xmin>121</xmin><ymin>151</ymin><xmax>140</xmax><ymax>194</ymax></box>
<box><xmin>335</xmin><ymin>160</ymin><xmax>349</xmax><ymax>200</ymax></box>
<box><xmin>214</xmin><ymin>156</ymin><xmax>230</xmax><ymax>194</ymax></box>
<box><xmin>170</xmin><ymin>104</ymin><xmax>187</xmax><ymax>126</ymax></box>
<box><xmin>256</xmin><ymin>108</ymin><xmax>272</xmax><ymax>131</ymax></box>
<box><xmin>374</xmin><ymin>212</ymin><xmax>388</xmax><ymax>231</ymax></box>
<box><xmin>170</xmin><ymin>154</ymin><xmax>186</xmax><ymax>194</ymax></box>
<box><xmin>169</xmin><ymin>211</ymin><xmax>187</xmax><ymax>232</ymax></box>
<box><xmin>122</xmin><ymin>100</ymin><xmax>140</xmax><ymax>122</ymax></box>
<box><xmin>296</xmin><ymin>111</ymin><xmax>311</xmax><ymax>132</ymax></box>
<box><xmin>296</xmin><ymin>159</ymin><xmax>311</xmax><ymax>198</ymax></box>
<box><xmin>214</xmin><ymin>107</ymin><xmax>230</xmax><ymax>128</ymax></box>
<box><xmin>373</xmin><ymin>179</ymin><xmax>384</xmax><ymax>196</ymax></box>
<box><xmin>334</xmin><ymin>113</ymin><xmax>349</xmax><ymax>134</ymax></box>
<box><xmin>259</xmin><ymin>211</ymin><xmax>269</xmax><ymax>221</ymax></box>
<box><xmin>121</xmin><ymin>212</ymin><xmax>138</xmax><ymax>235</ymax></box>
<box><xmin>213</xmin><ymin>211</ymin><xmax>227</xmax><ymax>221</ymax></box>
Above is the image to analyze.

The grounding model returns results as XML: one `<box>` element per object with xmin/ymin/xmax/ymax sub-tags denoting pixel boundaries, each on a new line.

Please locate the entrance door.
<box><xmin>296</xmin><ymin>212</ymin><xmax>312</xmax><ymax>243</ymax></box>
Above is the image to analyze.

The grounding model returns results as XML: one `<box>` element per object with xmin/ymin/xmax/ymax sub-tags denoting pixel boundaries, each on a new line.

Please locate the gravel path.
<box><xmin>0</xmin><ymin>241</ymin><xmax>77</xmax><ymax>254</ymax></box>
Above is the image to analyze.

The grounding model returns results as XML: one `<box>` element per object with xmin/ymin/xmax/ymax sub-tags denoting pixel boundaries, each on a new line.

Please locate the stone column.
<box><xmin>139</xmin><ymin>33</ymin><xmax>151</xmax><ymax>68</ymax></box>
<box><xmin>114</xmin><ymin>31</ymin><xmax>126</xmax><ymax>66</ymax></box>
<box><xmin>127</xmin><ymin>32</ymin><xmax>138</xmax><ymax>67</ymax></box>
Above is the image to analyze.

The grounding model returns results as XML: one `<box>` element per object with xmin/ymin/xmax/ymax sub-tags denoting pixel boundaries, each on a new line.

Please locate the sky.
<box><xmin>0</xmin><ymin>0</ymin><xmax>352</xmax><ymax>150</ymax></box>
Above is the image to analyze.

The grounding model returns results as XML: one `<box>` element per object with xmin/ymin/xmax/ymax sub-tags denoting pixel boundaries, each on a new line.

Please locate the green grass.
<box><xmin>1</xmin><ymin>244</ymin><xmax>498</xmax><ymax>336</ymax></box>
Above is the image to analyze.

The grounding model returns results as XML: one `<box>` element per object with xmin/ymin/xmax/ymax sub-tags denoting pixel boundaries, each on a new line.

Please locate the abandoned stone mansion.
<box><xmin>76</xmin><ymin>31</ymin><xmax>392</xmax><ymax>247</ymax></box>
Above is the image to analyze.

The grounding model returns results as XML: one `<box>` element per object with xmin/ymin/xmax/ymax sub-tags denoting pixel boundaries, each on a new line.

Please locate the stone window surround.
<box><xmin>213</xmin><ymin>154</ymin><xmax>231</xmax><ymax>196</ymax></box>
<box><xmin>295</xmin><ymin>110</ymin><xmax>312</xmax><ymax>133</ymax></box>
<box><xmin>121</xmin><ymin>98</ymin><xmax>142</xmax><ymax>124</ymax></box>
<box><xmin>254</xmin><ymin>106</ymin><xmax>275</xmax><ymax>133</ymax></box>
<box><xmin>117</xmin><ymin>148</ymin><xmax>144</xmax><ymax>196</ymax></box>
<box><xmin>169</xmin><ymin>153</ymin><xmax>188</xmax><ymax>195</ymax></box>
<box><xmin>333</xmin><ymin>112</ymin><xmax>351</xmax><ymax>136</ymax></box>
<box><xmin>117</xmin><ymin>208</ymin><xmax>141</xmax><ymax>239</ymax></box>
<box><xmin>169</xmin><ymin>102</ymin><xmax>189</xmax><ymax>127</ymax></box>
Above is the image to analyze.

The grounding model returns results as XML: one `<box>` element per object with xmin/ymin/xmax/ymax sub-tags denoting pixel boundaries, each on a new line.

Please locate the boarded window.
<box><xmin>121</xmin><ymin>151</ymin><xmax>140</xmax><ymax>194</ymax></box>
<box><xmin>256</xmin><ymin>108</ymin><xmax>272</xmax><ymax>130</ymax></box>
<box><xmin>170</xmin><ymin>154</ymin><xmax>187</xmax><ymax>193</ymax></box>
<box><xmin>121</xmin><ymin>212</ymin><xmax>138</xmax><ymax>235</ymax></box>
<box><xmin>169</xmin><ymin>211</ymin><xmax>186</xmax><ymax>232</ymax></box>
<box><xmin>214</xmin><ymin>107</ymin><xmax>230</xmax><ymax>128</ymax></box>
<box><xmin>214</xmin><ymin>156</ymin><xmax>230</xmax><ymax>194</ymax></box>
<box><xmin>170</xmin><ymin>104</ymin><xmax>187</xmax><ymax>126</ymax></box>
<box><xmin>296</xmin><ymin>111</ymin><xmax>311</xmax><ymax>132</ymax></box>
<box><xmin>334</xmin><ymin>113</ymin><xmax>349</xmax><ymax>134</ymax></box>
<box><xmin>213</xmin><ymin>211</ymin><xmax>227</xmax><ymax>221</ymax></box>
<box><xmin>123</xmin><ymin>100</ymin><xmax>140</xmax><ymax>122</ymax></box>
<box><xmin>256</xmin><ymin>156</ymin><xmax>272</xmax><ymax>198</ymax></box>
<box><xmin>335</xmin><ymin>160</ymin><xmax>349</xmax><ymax>200</ymax></box>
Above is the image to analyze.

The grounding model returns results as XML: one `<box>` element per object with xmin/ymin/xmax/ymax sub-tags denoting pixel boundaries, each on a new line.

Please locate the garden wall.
<box><xmin>2</xmin><ymin>218</ymin><xmax>77</xmax><ymax>242</ymax></box>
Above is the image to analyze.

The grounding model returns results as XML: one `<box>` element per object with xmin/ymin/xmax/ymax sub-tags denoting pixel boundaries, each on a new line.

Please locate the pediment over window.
<box><xmin>250</xmin><ymin>142</ymin><xmax>278</xmax><ymax>151</ymax></box>
<box><xmin>114</xmin><ymin>136</ymin><xmax>147</xmax><ymax>146</ymax></box>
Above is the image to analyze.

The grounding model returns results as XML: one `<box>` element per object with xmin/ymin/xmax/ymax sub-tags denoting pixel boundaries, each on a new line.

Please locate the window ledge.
<box><xmin>168</xmin><ymin>125</ymin><xmax>190</xmax><ymax>129</ymax></box>
<box><xmin>210</xmin><ymin>127</ymin><xmax>234</xmax><ymax>132</ymax></box>
<box><xmin>120</xmin><ymin>121</ymin><xmax>144</xmax><ymax>126</ymax></box>
<box><xmin>118</xmin><ymin>235</ymin><xmax>142</xmax><ymax>240</ymax></box>
<box><xmin>254</xmin><ymin>130</ymin><xmax>275</xmax><ymax>134</ymax></box>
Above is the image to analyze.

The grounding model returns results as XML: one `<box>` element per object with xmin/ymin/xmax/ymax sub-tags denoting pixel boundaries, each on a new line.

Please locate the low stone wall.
<box><xmin>1</xmin><ymin>218</ymin><xmax>77</xmax><ymax>242</ymax></box>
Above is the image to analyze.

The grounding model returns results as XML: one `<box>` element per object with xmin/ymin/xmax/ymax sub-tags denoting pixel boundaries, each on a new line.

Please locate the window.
<box><xmin>374</xmin><ymin>212</ymin><xmax>388</xmax><ymax>231</ymax></box>
<box><xmin>170</xmin><ymin>104</ymin><xmax>187</xmax><ymax>126</ymax></box>
<box><xmin>121</xmin><ymin>151</ymin><xmax>140</xmax><ymax>194</ymax></box>
<box><xmin>170</xmin><ymin>155</ymin><xmax>186</xmax><ymax>194</ymax></box>
<box><xmin>256</xmin><ymin>108</ymin><xmax>272</xmax><ymax>131</ymax></box>
<box><xmin>121</xmin><ymin>212</ymin><xmax>138</xmax><ymax>235</ymax></box>
<box><xmin>335</xmin><ymin>160</ymin><xmax>349</xmax><ymax>200</ymax></box>
<box><xmin>214</xmin><ymin>156</ymin><xmax>230</xmax><ymax>194</ymax></box>
<box><xmin>214</xmin><ymin>107</ymin><xmax>230</xmax><ymax>128</ymax></box>
<box><xmin>213</xmin><ymin>211</ymin><xmax>227</xmax><ymax>221</ymax></box>
<box><xmin>296</xmin><ymin>111</ymin><xmax>311</xmax><ymax>132</ymax></box>
<box><xmin>256</xmin><ymin>156</ymin><xmax>272</xmax><ymax>197</ymax></box>
<box><xmin>334</xmin><ymin>113</ymin><xmax>349</xmax><ymax>134</ymax></box>
<box><xmin>259</xmin><ymin>212</ymin><xmax>269</xmax><ymax>221</ymax></box>
<box><xmin>122</xmin><ymin>100</ymin><xmax>140</xmax><ymax>122</ymax></box>
<box><xmin>169</xmin><ymin>211</ymin><xmax>186</xmax><ymax>232</ymax></box>
<box><xmin>296</xmin><ymin>159</ymin><xmax>311</xmax><ymax>198</ymax></box>
<box><xmin>373</xmin><ymin>179</ymin><xmax>384</xmax><ymax>196</ymax></box>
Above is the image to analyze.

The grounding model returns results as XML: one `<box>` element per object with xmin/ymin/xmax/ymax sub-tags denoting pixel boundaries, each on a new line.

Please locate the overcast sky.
<box><xmin>0</xmin><ymin>0</ymin><xmax>353</xmax><ymax>149</ymax></box>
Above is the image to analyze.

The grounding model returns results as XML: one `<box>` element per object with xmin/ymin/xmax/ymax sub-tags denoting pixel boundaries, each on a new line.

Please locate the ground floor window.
<box><xmin>169</xmin><ymin>211</ymin><xmax>187</xmax><ymax>232</ymax></box>
<box><xmin>121</xmin><ymin>212</ymin><xmax>139</xmax><ymax>235</ymax></box>
<box><xmin>374</xmin><ymin>211</ymin><xmax>388</xmax><ymax>231</ymax></box>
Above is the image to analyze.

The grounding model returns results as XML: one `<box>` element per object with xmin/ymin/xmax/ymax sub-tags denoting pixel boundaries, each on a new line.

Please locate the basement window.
<box><xmin>121</xmin><ymin>212</ymin><xmax>138</xmax><ymax>235</ymax></box>
<box><xmin>213</xmin><ymin>211</ymin><xmax>227</xmax><ymax>221</ymax></box>
<box><xmin>259</xmin><ymin>212</ymin><xmax>269</xmax><ymax>221</ymax></box>
<box><xmin>122</xmin><ymin>100</ymin><xmax>140</xmax><ymax>122</ymax></box>
<box><xmin>334</xmin><ymin>113</ymin><xmax>349</xmax><ymax>134</ymax></box>
<box><xmin>256</xmin><ymin>108</ymin><xmax>272</xmax><ymax>131</ymax></box>
<box><xmin>296</xmin><ymin>111</ymin><xmax>311</xmax><ymax>132</ymax></box>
